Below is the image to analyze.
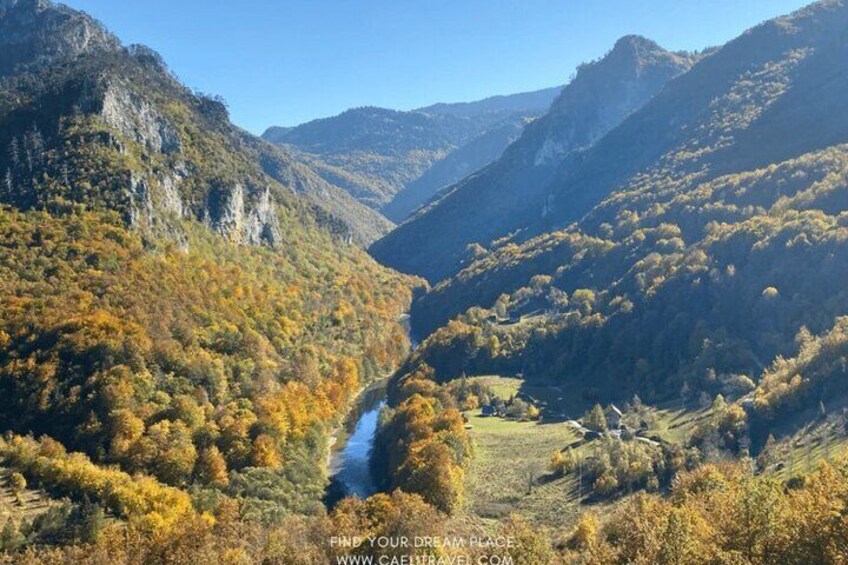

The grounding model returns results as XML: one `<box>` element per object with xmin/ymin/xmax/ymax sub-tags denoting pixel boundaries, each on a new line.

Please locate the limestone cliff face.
<box><xmin>99</xmin><ymin>83</ymin><xmax>283</xmax><ymax>246</ymax></box>
<box><xmin>204</xmin><ymin>182</ymin><xmax>281</xmax><ymax>246</ymax></box>
<box><xmin>100</xmin><ymin>82</ymin><xmax>182</xmax><ymax>155</ymax></box>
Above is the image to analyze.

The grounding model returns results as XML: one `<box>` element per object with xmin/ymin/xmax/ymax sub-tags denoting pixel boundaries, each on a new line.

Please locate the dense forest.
<box><xmin>0</xmin><ymin>0</ymin><xmax>419</xmax><ymax>559</ymax></box>
<box><xmin>392</xmin><ymin>0</ymin><xmax>848</xmax><ymax>415</ymax></box>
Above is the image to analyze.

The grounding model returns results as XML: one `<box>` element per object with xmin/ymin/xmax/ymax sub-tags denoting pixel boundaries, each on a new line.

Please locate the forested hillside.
<box><xmin>8</xmin><ymin>0</ymin><xmax>848</xmax><ymax>562</ymax></box>
<box><xmin>0</xmin><ymin>0</ymin><xmax>417</xmax><ymax>551</ymax></box>
<box><xmin>393</xmin><ymin>0</ymin><xmax>848</xmax><ymax>445</ymax></box>
<box><xmin>0</xmin><ymin>3</ymin><xmax>392</xmax><ymax>246</ymax></box>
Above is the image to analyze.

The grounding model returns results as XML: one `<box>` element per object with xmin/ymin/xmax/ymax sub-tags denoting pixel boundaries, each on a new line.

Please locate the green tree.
<box><xmin>70</xmin><ymin>498</ymin><xmax>106</xmax><ymax>543</ymax></box>
<box><xmin>585</xmin><ymin>404</ymin><xmax>608</xmax><ymax>431</ymax></box>
<box><xmin>9</xmin><ymin>472</ymin><xmax>26</xmax><ymax>494</ymax></box>
<box><xmin>0</xmin><ymin>519</ymin><xmax>24</xmax><ymax>552</ymax></box>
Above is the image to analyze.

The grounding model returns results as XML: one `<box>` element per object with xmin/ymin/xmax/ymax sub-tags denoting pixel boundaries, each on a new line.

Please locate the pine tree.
<box><xmin>585</xmin><ymin>404</ymin><xmax>608</xmax><ymax>431</ymax></box>
<box><xmin>70</xmin><ymin>498</ymin><xmax>105</xmax><ymax>543</ymax></box>
<box><xmin>7</xmin><ymin>138</ymin><xmax>20</xmax><ymax>168</ymax></box>
<box><xmin>757</xmin><ymin>434</ymin><xmax>777</xmax><ymax>471</ymax></box>
<box><xmin>25</xmin><ymin>124</ymin><xmax>44</xmax><ymax>171</ymax></box>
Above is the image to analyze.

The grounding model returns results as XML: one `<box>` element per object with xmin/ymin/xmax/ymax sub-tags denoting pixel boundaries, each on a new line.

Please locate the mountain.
<box><xmin>371</xmin><ymin>36</ymin><xmax>697</xmax><ymax>283</ymax></box>
<box><xmin>0</xmin><ymin>5</ymin><xmax>391</xmax><ymax>246</ymax></box>
<box><xmin>0</xmin><ymin>0</ymin><xmax>118</xmax><ymax>76</ymax></box>
<box><xmin>7</xmin><ymin>0</ymin><xmax>848</xmax><ymax>561</ymax></box>
<box><xmin>402</xmin><ymin>0</ymin><xmax>848</xmax><ymax>439</ymax></box>
<box><xmin>369</xmin><ymin>5</ymin><xmax>848</xmax><ymax>541</ymax></box>
<box><xmin>416</xmin><ymin>85</ymin><xmax>562</xmax><ymax>117</ymax></box>
<box><xmin>248</xmin><ymin>137</ymin><xmax>394</xmax><ymax>245</ymax></box>
<box><xmin>0</xmin><ymin>0</ymin><xmax>415</xmax><ymax>530</ymax></box>
<box><xmin>381</xmin><ymin>116</ymin><xmax>533</xmax><ymax>222</ymax></box>
<box><xmin>264</xmin><ymin>106</ymin><xmax>481</xmax><ymax>210</ymax></box>
<box><xmin>262</xmin><ymin>87</ymin><xmax>561</xmax><ymax>220</ymax></box>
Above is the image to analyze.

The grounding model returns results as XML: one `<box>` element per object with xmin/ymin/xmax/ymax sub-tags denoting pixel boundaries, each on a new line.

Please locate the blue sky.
<box><xmin>63</xmin><ymin>0</ymin><xmax>811</xmax><ymax>134</ymax></box>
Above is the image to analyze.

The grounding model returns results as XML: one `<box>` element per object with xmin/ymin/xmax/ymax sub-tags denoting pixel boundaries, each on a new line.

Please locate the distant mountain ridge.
<box><xmin>262</xmin><ymin>86</ymin><xmax>562</xmax><ymax>221</ymax></box>
<box><xmin>381</xmin><ymin>116</ymin><xmax>533</xmax><ymax>222</ymax></box>
<box><xmin>371</xmin><ymin>35</ymin><xmax>698</xmax><ymax>283</ymax></box>
<box><xmin>414</xmin><ymin>85</ymin><xmax>562</xmax><ymax>117</ymax></box>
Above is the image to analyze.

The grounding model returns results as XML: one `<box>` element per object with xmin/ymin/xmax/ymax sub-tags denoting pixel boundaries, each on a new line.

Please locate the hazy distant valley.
<box><xmin>262</xmin><ymin>86</ymin><xmax>561</xmax><ymax>227</ymax></box>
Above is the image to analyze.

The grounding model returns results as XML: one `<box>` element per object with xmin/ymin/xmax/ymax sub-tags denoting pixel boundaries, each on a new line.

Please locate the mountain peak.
<box><xmin>612</xmin><ymin>34</ymin><xmax>661</xmax><ymax>51</ymax></box>
<box><xmin>601</xmin><ymin>34</ymin><xmax>695</xmax><ymax>72</ymax></box>
<box><xmin>0</xmin><ymin>0</ymin><xmax>119</xmax><ymax>76</ymax></box>
<box><xmin>371</xmin><ymin>33</ymin><xmax>695</xmax><ymax>284</ymax></box>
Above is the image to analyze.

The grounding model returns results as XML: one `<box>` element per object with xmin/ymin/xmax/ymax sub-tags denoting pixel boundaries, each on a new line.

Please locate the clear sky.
<box><xmin>62</xmin><ymin>0</ymin><xmax>812</xmax><ymax>134</ymax></box>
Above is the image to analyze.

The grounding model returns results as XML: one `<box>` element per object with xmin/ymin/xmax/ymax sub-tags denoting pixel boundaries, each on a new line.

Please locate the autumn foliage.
<box><xmin>0</xmin><ymin>206</ymin><xmax>414</xmax><ymax>506</ymax></box>
<box><xmin>373</xmin><ymin>364</ymin><xmax>472</xmax><ymax>514</ymax></box>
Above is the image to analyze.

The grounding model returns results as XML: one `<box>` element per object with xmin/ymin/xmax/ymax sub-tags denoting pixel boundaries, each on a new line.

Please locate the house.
<box><xmin>481</xmin><ymin>405</ymin><xmax>497</xmax><ymax>417</ymax></box>
<box><xmin>605</xmin><ymin>404</ymin><xmax>623</xmax><ymax>429</ymax></box>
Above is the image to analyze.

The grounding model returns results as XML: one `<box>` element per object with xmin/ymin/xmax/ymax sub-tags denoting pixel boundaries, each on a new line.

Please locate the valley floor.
<box><xmin>456</xmin><ymin>376</ymin><xmax>714</xmax><ymax>530</ymax></box>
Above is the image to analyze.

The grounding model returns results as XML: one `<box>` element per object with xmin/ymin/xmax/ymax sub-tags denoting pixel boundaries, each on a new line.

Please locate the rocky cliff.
<box><xmin>0</xmin><ymin>0</ymin><xmax>390</xmax><ymax>246</ymax></box>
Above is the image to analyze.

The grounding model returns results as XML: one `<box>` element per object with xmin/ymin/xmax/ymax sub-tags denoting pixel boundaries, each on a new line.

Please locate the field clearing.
<box><xmin>467</xmin><ymin>376</ymin><xmax>523</xmax><ymax>400</ymax></box>
<box><xmin>0</xmin><ymin>467</ymin><xmax>62</xmax><ymax>526</ymax></box>
<box><xmin>768</xmin><ymin>417</ymin><xmax>848</xmax><ymax>479</ymax></box>
<box><xmin>639</xmin><ymin>402</ymin><xmax>712</xmax><ymax>444</ymax></box>
<box><xmin>464</xmin><ymin>411</ymin><xmax>586</xmax><ymax>529</ymax></box>
<box><xmin>459</xmin><ymin>376</ymin><xmax>713</xmax><ymax>530</ymax></box>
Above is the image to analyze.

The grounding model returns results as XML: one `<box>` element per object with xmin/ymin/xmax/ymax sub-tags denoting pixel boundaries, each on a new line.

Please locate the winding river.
<box><xmin>325</xmin><ymin>383</ymin><xmax>386</xmax><ymax>503</ymax></box>
<box><xmin>325</xmin><ymin>315</ymin><xmax>416</xmax><ymax>505</ymax></box>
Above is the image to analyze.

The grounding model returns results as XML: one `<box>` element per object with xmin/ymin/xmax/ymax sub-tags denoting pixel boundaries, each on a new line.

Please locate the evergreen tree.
<box><xmin>70</xmin><ymin>498</ymin><xmax>105</xmax><ymax>543</ymax></box>
<box><xmin>0</xmin><ymin>519</ymin><xmax>24</xmax><ymax>552</ymax></box>
<box><xmin>1</xmin><ymin>168</ymin><xmax>12</xmax><ymax>202</ymax></box>
<box><xmin>584</xmin><ymin>404</ymin><xmax>608</xmax><ymax>431</ymax></box>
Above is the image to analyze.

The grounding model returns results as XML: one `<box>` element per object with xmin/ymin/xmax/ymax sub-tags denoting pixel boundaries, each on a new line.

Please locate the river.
<box><xmin>325</xmin><ymin>382</ymin><xmax>386</xmax><ymax>504</ymax></box>
<box><xmin>325</xmin><ymin>315</ymin><xmax>416</xmax><ymax>506</ymax></box>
